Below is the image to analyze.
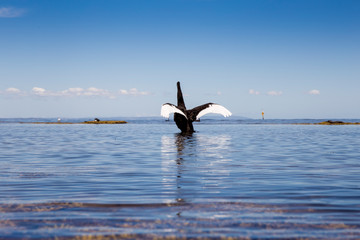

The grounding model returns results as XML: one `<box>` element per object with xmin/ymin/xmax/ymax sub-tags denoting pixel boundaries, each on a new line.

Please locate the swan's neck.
<box><xmin>177</xmin><ymin>82</ymin><xmax>186</xmax><ymax>109</ymax></box>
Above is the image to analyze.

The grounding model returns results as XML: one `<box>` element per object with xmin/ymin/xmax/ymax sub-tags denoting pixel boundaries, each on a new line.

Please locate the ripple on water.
<box><xmin>0</xmin><ymin>123</ymin><xmax>360</xmax><ymax>239</ymax></box>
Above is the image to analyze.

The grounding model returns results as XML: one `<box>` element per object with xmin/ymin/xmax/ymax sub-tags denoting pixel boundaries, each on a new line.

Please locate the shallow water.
<box><xmin>1</xmin><ymin>119</ymin><xmax>360</xmax><ymax>239</ymax></box>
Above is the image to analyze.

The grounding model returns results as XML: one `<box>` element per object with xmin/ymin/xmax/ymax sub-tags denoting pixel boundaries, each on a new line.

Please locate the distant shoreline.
<box><xmin>1</xmin><ymin>118</ymin><xmax>359</xmax><ymax>125</ymax></box>
<box><xmin>22</xmin><ymin>120</ymin><xmax>127</xmax><ymax>125</ymax></box>
<box><xmin>19</xmin><ymin>120</ymin><xmax>360</xmax><ymax>125</ymax></box>
<box><xmin>295</xmin><ymin>120</ymin><xmax>360</xmax><ymax>125</ymax></box>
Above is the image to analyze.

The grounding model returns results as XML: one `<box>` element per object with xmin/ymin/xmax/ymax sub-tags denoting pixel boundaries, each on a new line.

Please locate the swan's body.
<box><xmin>161</xmin><ymin>82</ymin><xmax>232</xmax><ymax>134</ymax></box>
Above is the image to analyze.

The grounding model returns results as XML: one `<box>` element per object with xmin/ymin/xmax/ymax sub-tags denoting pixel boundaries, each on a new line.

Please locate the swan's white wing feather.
<box><xmin>196</xmin><ymin>104</ymin><xmax>232</xmax><ymax>120</ymax></box>
<box><xmin>161</xmin><ymin>103</ymin><xmax>187</xmax><ymax>119</ymax></box>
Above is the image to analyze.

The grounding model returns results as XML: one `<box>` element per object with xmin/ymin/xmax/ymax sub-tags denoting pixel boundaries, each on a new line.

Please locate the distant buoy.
<box><xmin>262</xmin><ymin>111</ymin><xmax>264</xmax><ymax>120</ymax></box>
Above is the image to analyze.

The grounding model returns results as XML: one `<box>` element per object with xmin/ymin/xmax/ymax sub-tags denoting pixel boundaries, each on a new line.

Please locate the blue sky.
<box><xmin>1</xmin><ymin>0</ymin><xmax>359</xmax><ymax>119</ymax></box>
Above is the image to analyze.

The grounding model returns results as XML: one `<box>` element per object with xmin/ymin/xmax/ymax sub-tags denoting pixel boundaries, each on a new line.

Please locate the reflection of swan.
<box><xmin>161</xmin><ymin>133</ymin><xmax>232</xmax><ymax>203</ymax></box>
<box><xmin>161</xmin><ymin>82</ymin><xmax>231</xmax><ymax>134</ymax></box>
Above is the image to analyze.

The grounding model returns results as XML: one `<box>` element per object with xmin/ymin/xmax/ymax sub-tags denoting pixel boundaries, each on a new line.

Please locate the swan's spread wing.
<box><xmin>161</xmin><ymin>103</ymin><xmax>187</xmax><ymax>119</ymax></box>
<box><xmin>193</xmin><ymin>103</ymin><xmax>232</xmax><ymax>120</ymax></box>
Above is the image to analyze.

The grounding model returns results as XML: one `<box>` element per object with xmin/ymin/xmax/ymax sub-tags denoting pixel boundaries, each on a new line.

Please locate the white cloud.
<box><xmin>1</xmin><ymin>87</ymin><xmax>150</xmax><ymax>98</ymax></box>
<box><xmin>119</xmin><ymin>89</ymin><xmax>128</xmax><ymax>95</ymax></box>
<box><xmin>61</xmin><ymin>88</ymin><xmax>84</xmax><ymax>96</ymax></box>
<box><xmin>85</xmin><ymin>87</ymin><xmax>112</xmax><ymax>97</ymax></box>
<box><xmin>267</xmin><ymin>90</ymin><xmax>283</xmax><ymax>96</ymax></box>
<box><xmin>60</xmin><ymin>87</ymin><xmax>114</xmax><ymax>97</ymax></box>
<box><xmin>0</xmin><ymin>7</ymin><xmax>26</xmax><ymax>18</ymax></box>
<box><xmin>31</xmin><ymin>87</ymin><xmax>115</xmax><ymax>98</ymax></box>
<box><xmin>249</xmin><ymin>89</ymin><xmax>283</xmax><ymax>96</ymax></box>
<box><xmin>249</xmin><ymin>89</ymin><xmax>260</xmax><ymax>95</ymax></box>
<box><xmin>1</xmin><ymin>87</ymin><xmax>26</xmax><ymax>97</ymax></box>
<box><xmin>32</xmin><ymin>87</ymin><xmax>50</xmax><ymax>96</ymax></box>
<box><xmin>119</xmin><ymin>88</ymin><xmax>150</xmax><ymax>96</ymax></box>
<box><xmin>5</xmin><ymin>88</ymin><xmax>21</xmax><ymax>94</ymax></box>
<box><xmin>308</xmin><ymin>89</ymin><xmax>320</xmax><ymax>95</ymax></box>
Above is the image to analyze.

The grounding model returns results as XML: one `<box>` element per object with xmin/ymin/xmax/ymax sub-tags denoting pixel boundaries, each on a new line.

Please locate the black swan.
<box><xmin>161</xmin><ymin>82</ymin><xmax>231</xmax><ymax>134</ymax></box>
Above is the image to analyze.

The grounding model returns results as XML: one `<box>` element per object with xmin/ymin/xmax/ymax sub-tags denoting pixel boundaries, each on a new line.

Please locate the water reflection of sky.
<box><xmin>161</xmin><ymin>133</ymin><xmax>232</xmax><ymax>203</ymax></box>
<box><xmin>1</xmin><ymin>123</ymin><xmax>360</xmax><ymax>239</ymax></box>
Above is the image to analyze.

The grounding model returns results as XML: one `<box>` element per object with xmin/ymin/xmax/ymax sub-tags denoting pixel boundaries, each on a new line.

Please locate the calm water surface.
<box><xmin>0</xmin><ymin>119</ymin><xmax>360</xmax><ymax>239</ymax></box>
